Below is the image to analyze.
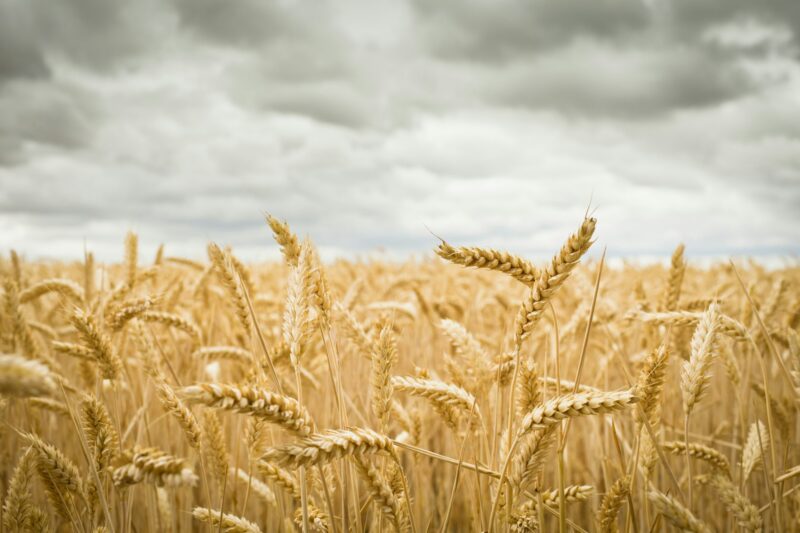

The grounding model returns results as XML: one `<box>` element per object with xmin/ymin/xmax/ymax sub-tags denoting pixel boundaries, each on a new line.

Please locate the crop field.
<box><xmin>0</xmin><ymin>215</ymin><xmax>798</xmax><ymax>532</ymax></box>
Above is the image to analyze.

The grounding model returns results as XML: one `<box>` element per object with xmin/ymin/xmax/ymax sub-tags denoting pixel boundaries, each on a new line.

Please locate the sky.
<box><xmin>1</xmin><ymin>0</ymin><xmax>799</xmax><ymax>263</ymax></box>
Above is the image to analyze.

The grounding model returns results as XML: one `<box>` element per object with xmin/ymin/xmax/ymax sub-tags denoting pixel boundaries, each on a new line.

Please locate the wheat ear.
<box><xmin>283</xmin><ymin>240</ymin><xmax>315</xmax><ymax>366</ymax></box>
<box><xmin>596</xmin><ymin>476</ymin><xmax>631</xmax><ymax>533</ymax></box>
<box><xmin>662</xmin><ymin>243</ymin><xmax>686</xmax><ymax>311</ymax></box>
<box><xmin>647</xmin><ymin>490</ymin><xmax>712</xmax><ymax>533</ymax></box>
<box><xmin>628</xmin><ymin>309</ymin><xmax>749</xmax><ymax>342</ymax></box>
<box><xmin>391</xmin><ymin>375</ymin><xmax>480</xmax><ymax>420</ymax></box>
<box><xmin>232</xmin><ymin>468</ymin><xmax>276</xmax><ymax>505</ymax></box>
<box><xmin>202</xmin><ymin>410</ymin><xmax>229</xmax><ymax>483</ymax></box>
<box><xmin>180</xmin><ymin>382</ymin><xmax>314</xmax><ymax>436</ymax></box>
<box><xmin>108</xmin><ymin>294</ymin><xmax>161</xmax><ymax>331</ymax></box>
<box><xmin>2</xmin><ymin>447</ymin><xmax>37</xmax><ymax>531</ymax></box>
<box><xmin>266</xmin><ymin>214</ymin><xmax>301</xmax><ymax>266</ymax></box>
<box><xmin>509</xmin><ymin>424</ymin><xmax>557</xmax><ymax>489</ymax></box>
<box><xmin>517</xmin><ymin>388</ymin><xmax>638</xmax><ymax>436</ymax></box>
<box><xmin>138</xmin><ymin>310</ymin><xmax>202</xmax><ymax>343</ymax></box>
<box><xmin>742</xmin><ymin>420</ymin><xmax>768</xmax><ymax>482</ymax></box>
<box><xmin>257</xmin><ymin>462</ymin><xmax>301</xmax><ymax>500</ymax></box>
<box><xmin>515</xmin><ymin>216</ymin><xmax>596</xmax><ymax>346</ymax></box>
<box><xmin>435</xmin><ymin>241</ymin><xmax>539</xmax><ymax>287</ymax></box>
<box><xmin>80</xmin><ymin>394</ymin><xmax>119</xmax><ymax>472</ymax></box>
<box><xmin>124</xmin><ymin>230</ymin><xmax>138</xmax><ymax>288</ymax></box>
<box><xmin>19</xmin><ymin>278</ymin><xmax>85</xmax><ymax>304</ymax></box>
<box><xmin>192</xmin><ymin>346</ymin><xmax>254</xmax><ymax>364</ymax></box>
<box><xmin>700</xmin><ymin>474</ymin><xmax>762</xmax><ymax>532</ymax></box>
<box><xmin>371</xmin><ymin>323</ymin><xmax>397</xmax><ymax>430</ymax></box>
<box><xmin>26</xmin><ymin>432</ymin><xmax>87</xmax><ymax>519</ymax></box>
<box><xmin>353</xmin><ymin>454</ymin><xmax>402</xmax><ymax>531</ymax></box>
<box><xmin>515</xmin><ymin>361</ymin><xmax>541</xmax><ymax>419</ymax></box>
<box><xmin>192</xmin><ymin>507</ymin><xmax>262</xmax><ymax>533</ymax></box>
<box><xmin>634</xmin><ymin>345</ymin><xmax>669</xmax><ymax>426</ymax></box>
<box><xmin>0</xmin><ymin>353</ymin><xmax>57</xmax><ymax>397</ymax></box>
<box><xmin>516</xmin><ymin>485</ymin><xmax>593</xmax><ymax>513</ymax></box>
<box><xmin>112</xmin><ymin>447</ymin><xmax>198</xmax><ymax>487</ymax></box>
<box><xmin>260</xmin><ymin>427</ymin><xmax>396</xmax><ymax>469</ymax></box>
<box><xmin>207</xmin><ymin>242</ymin><xmax>252</xmax><ymax>335</ymax></box>
<box><xmin>681</xmin><ymin>303</ymin><xmax>721</xmax><ymax>415</ymax></box>
<box><xmin>661</xmin><ymin>441</ymin><xmax>730</xmax><ymax>477</ymax></box>
<box><xmin>71</xmin><ymin>308</ymin><xmax>122</xmax><ymax>381</ymax></box>
<box><xmin>439</xmin><ymin>318</ymin><xmax>491</xmax><ymax>371</ymax></box>
<box><xmin>154</xmin><ymin>381</ymin><xmax>202</xmax><ymax>449</ymax></box>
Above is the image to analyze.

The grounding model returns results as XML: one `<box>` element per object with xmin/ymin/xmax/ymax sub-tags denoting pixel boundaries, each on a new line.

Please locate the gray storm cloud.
<box><xmin>0</xmin><ymin>0</ymin><xmax>798</xmax><ymax>262</ymax></box>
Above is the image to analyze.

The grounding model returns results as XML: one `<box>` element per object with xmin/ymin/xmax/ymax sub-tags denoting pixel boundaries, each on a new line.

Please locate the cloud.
<box><xmin>0</xmin><ymin>0</ymin><xmax>798</xmax><ymax>261</ymax></box>
<box><xmin>0</xmin><ymin>2</ymin><xmax>49</xmax><ymax>81</ymax></box>
<box><xmin>413</xmin><ymin>0</ymin><xmax>649</xmax><ymax>62</ymax></box>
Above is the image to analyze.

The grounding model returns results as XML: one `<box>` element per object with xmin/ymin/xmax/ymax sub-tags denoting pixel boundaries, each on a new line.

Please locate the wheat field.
<box><xmin>0</xmin><ymin>215</ymin><xmax>798</xmax><ymax>532</ymax></box>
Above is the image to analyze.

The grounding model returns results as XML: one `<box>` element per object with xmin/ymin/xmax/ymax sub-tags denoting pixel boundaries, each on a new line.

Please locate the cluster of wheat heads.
<box><xmin>0</xmin><ymin>217</ymin><xmax>798</xmax><ymax>532</ymax></box>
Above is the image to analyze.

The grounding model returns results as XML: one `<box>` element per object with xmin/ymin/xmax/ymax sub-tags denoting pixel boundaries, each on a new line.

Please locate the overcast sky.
<box><xmin>1</xmin><ymin>0</ymin><xmax>799</xmax><ymax>263</ymax></box>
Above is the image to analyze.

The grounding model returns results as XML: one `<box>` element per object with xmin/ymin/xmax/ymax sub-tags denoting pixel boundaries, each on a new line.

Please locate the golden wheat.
<box><xmin>0</xmin><ymin>213</ymin><xmax>797</xmax><ymax>532</ymax></box>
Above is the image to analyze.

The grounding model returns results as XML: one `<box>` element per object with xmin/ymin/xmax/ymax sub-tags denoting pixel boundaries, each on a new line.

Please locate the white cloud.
<box><xmin>0</xmin><ymin>0</ymin><xmax>798</xmax><ymax>262</ymax></box>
